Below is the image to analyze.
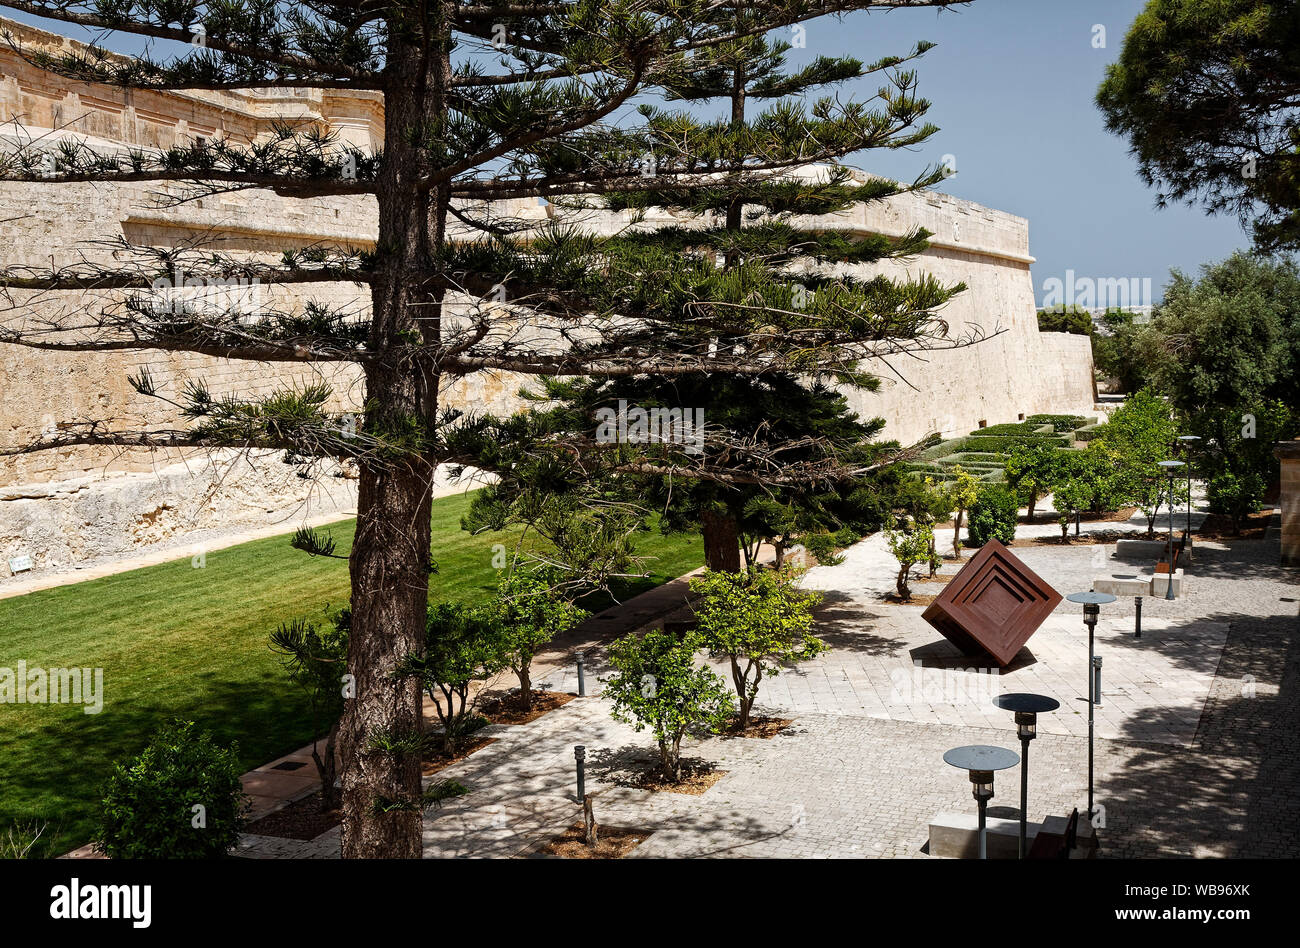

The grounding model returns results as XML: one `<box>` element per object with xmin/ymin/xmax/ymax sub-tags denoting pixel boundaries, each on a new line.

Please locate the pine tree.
<box><xmin>0</xmin><ymin>0</ymin><xmax>971</xmax><ymax>857</ymax></box>
<box><xmin>468</xmin><ymin>19</ymin><xmax>968</xmax><ymax>571</ymax></box>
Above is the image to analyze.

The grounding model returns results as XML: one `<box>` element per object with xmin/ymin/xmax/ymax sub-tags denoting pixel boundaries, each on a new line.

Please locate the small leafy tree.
<box><xmin>397</xmin><ymin>603</ymin><xmax>509</xmax><ymax>756</ymax></box>
<box><xmin>96</xmin><ymin>720</ymin><xmax>247</xmax><ymax>859</ymax></box>
<box><xmin>967</xmin><ymin>484</ymin><xmax>1018</xmax><ymax>547</ymax></box>
<box><xmin>1052</xmin><ymin>477</ymin><xmax>1092</xmax><ymax>543</ymax></box>
<box><xmin>690</xmin><ymin>567</ymin><xmax>827</xmax><ymax>730</ymax></box>
<box><xmin>948</xmin><ymin>467</ymin><xmax>981</xmax><ymax>557</ymax></box>
<box><xmin>1207</xmin><ymin>471</ymin><xmax>1266</xmax><ymax>535</ymax></box>
<box><xmin>886</xmin><ymin>518</ymin><xmax>939</xmax><ymax>600</ymax></box>
<box><xmin>1004</xmin><ymin>441</ymin><xmax>1061</xmax><ymax>520</ymax></box>
<box><xmin>486</xmin><ymin>570</ymin><xmax>588</xmax><ymax>712</ymax></box>
<box><xmin>270</xmin><ymin>610</ymin><xmax>350</xmax><ymax>810</ymax></box>
<box><xmin>605</xmin><ymin>628</ymin><xmax>734</xmax><ymax>782</ymax></box>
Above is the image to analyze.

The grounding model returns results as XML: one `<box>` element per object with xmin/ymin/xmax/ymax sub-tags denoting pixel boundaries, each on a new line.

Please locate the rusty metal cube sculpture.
<box><xmin>921</xmin><ymin>538</ymin><xmax>1062</xmax><ymax>667</ymax></box>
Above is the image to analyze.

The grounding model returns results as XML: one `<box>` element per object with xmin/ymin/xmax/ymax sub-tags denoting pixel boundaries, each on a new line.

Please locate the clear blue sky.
<box><xmin>812</xmin><ymin>0</ymin><xmax>1249</xmax><ymax>305</ymax></box>
<box><xmin>7</xmin><ymin>1</ymin><xmax>1251</xmax><ymax>304</ymax></box>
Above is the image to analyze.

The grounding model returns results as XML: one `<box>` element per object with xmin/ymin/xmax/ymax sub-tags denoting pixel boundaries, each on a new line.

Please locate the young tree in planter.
<box><xmin>948</xmin><ymin>467</ymin><xmax>980</xmax><ymax>557</ymax></box>
<box><xmin>0</xmin><ymin>0</ymin><xmax>970</xmax><ymax>857</ymax></box>
<box><xmin>1051</xmin><ymin>476</ymin><xmax>1091</xmax><ymax>543</ymax></box>
<box><xmin>690</xmin><ymin>567</ymin><xmax>827</xmax><ymax>730</ymax></box>
<box><xmin>1207</xmin><ymin>470</ymin><xmax>1266</xmax><ymax>535</ymax></box>
<box><xmin>1004</xmin><ymin>441</ymin><xmax>1060</xmax><ymax>521</ymax></box>
<box><xmin>966</xmin><ymin>483</ymin><xmax>1017</xmax><ymax>547</ymax></box>
<box><xmin>484</xmin><ymin>569</ymin><xmax>587</xmax><ymax>712</ymax></box>
<box><xmin>396</xmin><ymin>602</ymin><xmax>508</xmax><ymax>756</ymax></box>
<box><xmin>885</xmin><ymin>516</ymin><xmax>938</xmax><ymax>600</ymax></box>
<box><xmin>604</xmin><ymin>627</ymin><xmax>734</xmax><ymax>782</ymax></box>
<box><xmin>270</xmin><ymin>611</ymin><xmax>350</xmax><ymax>810</ymax></box>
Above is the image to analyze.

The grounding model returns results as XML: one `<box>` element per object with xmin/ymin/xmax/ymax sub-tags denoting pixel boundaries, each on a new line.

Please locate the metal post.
<box><xmin>1186</xmin><ymin>467</ymin><xmax>1193</xmax><ymax>550</ymax></box>
<box><xmin>576</xmin><ymin>652</ymin><xmax>586</xmax><ymax>697</ymax></box>
<box><xmin>574</xmin><ymin>745</ymin><xmax>585</xmax><ymax>801</ymax></box>
<box><xmin>1018</xmin><ymin>737</ymin><xmax>1029</xmax><ymax>860</ymax></box>
<box><xmin>1084</xmin><ymin>603</ymin><xmax>1098</xmax><ymax>821</ymax></box>
<box><xmin>1075</xmin><ymin>509</ymin><xmax>1081</xmax><ymax>537</ymax></box>
<box><xmin>1135</xmin><ymin>595</ymin><xmax>1143</xmax><ymax>639</ymax></box>
<box><xmin>1166</xmin><ymin>473</ymin><xmax>1176</xmax><ymax>600</ymax></box>
<box><xmin>977</xmin><ymin>795</ymin><xmax>988</xmax><ymax>860</ymax></box>
<box><xmin>1093</xmin><ymin>655</ymin><xmax>1103</xmax><ymax>707</ymax></box>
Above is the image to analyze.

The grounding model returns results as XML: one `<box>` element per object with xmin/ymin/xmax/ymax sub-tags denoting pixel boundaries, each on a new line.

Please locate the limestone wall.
<box><xmin>0</xmin><ymin>16</ymin><xmax>1096</xmax><ymax>573</ymax></box>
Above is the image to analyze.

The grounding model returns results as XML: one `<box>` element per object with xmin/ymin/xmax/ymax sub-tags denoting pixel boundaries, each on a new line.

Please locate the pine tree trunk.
<box><xmin>339</xmin><ymin>21</ymin><xmax>450</xmax><ymax>859</ymax></box>
<box><xmin>701</xmin><ymin>509</ymin><xmax>742</xmax><ymax>572</ymax></box>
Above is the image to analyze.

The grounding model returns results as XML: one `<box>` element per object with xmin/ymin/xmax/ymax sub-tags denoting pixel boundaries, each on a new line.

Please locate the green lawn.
<box><xmin>0</xmin><ymin>489</ymin><xmax>701</xmax><ymax>856</ymax></box>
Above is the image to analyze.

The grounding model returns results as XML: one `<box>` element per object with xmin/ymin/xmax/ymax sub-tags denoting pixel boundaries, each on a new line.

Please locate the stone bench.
<box><xmin>928</xmin><ymin>812</ymin><xmax>1040</xmax><ymax>859</ymax></box>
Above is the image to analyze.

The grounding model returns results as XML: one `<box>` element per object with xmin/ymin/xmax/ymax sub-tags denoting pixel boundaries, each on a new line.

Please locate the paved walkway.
<box><xmin>235</xmin><ymin>509</ymin><xmax>1300</xmax><ymax>859</ymax></box>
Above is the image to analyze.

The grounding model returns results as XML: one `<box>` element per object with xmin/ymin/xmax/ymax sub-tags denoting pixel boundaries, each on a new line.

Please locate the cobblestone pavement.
<box><xmin>239</xmin><ymin>513</ymin><xmax>1299</xmax><ymax>859</ymax></box>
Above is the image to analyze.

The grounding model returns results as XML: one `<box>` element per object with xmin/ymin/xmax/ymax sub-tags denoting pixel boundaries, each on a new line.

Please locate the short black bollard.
<box><xmin>574</xmin><ymin>745</ymin><xmax>586</xmax><ymax>801</ymax></box>
<box><xmin>1093</xmin><ymin>655</ymin><xmax>1103</xmax><ymax>707</ymax></box>
<box><xmin>1134</xmin><ymin>596</ymin><xmax>1143</xmax><ymax>639</ymax></box>
<box><xmin>576</xmin><ymin>652</ymin><xmax>586</xmax><ymax>697</ymax></box>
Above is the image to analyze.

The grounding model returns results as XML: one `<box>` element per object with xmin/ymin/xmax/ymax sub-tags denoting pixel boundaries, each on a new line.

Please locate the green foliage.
<box><xmin>483</xmin><ymin>569</ymin><xmax>587</xmax><ymax>706</ymax></box>
<box><xmin>1206</xmin><ymin>471</ymin><xmax>1266</xmax><ymax>534</ymax></box>
<box><xmin>1026</xmin><ymin>414</ymin><xmax>1092</xmax><ymax>433</ymax></box>
<box><xmin>966</xmin><ymin>484</ymin><xmax>1018</xmax><ymax>547</ymax></box>
<box><xmin>690</xmin><ymin>567</ymin><xmax>827</xmax><ymax>727</ymax></box>
<box><xmin>1003</xmin><ymin>440</ymin><xmax>1062</xmax><ymax>519</ymax></box>
<box><xmin>885</xmin><ymin>517</ymin><xmax>939</xmax><ymax>599</ymax></box>
<box><xmin>1097</xmin><ymin>0</ymin><xmax>1300</xmax><ymax>252</ymax></box>
<box><xmin>1037</xmin><ymin>305</ymin><xmax>1093</xmax><ymax>336</ymax></box>
<box><xmin>397</xmin><ymin>602</ymin><xmax>508</xmax><ymax>754</ymax></box>
<box><xmin>95</xmin><ymin>720</ymin><xmax>247</xmax><ymax>859</ymax></box>
<box><xmin>269</xmin><ymin>609</ymin><xmax>349</xmax><ymax>807</ymax></box>
<box><xmin>604</xmin><ymin>627</ymin><xmax>735</xmax><ymax>781</ymax></box>
<box><xmin>968</xmin><ymin>422</ymin><xmax>1052</xmax><ymax>437</ymax></box>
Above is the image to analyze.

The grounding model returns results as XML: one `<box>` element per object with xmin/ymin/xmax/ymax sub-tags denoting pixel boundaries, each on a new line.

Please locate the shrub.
<box><xmin>1026</xmin><ymin>414</ymin><xmax>1093</xmax><ymax>432</ymax></box>
<box><xmin>95</xmin><ymin>719</ymin><xmax>247</xmax><ymax>859</ymax></box>
<box><xmin>1207</xmin><ymin>471</ymin><xmax>1266</xmax><ymax>535</ymax></box>
<box><xmin>691</xmin><ymin>567</ymin><xmax>826</xmax><ymax>729</ymax></box>
<box><xmin>968</xmin><ymin>422</ymin><xmax>1052</xmax><ymax>437</ymax></box>
<box><xmin>885</xmin><ymin>518</ymin><xmax>940</xmax><ymax>599</ymax></box>
<box><xmin>966</xmin><ymin>484</ymin><xmax>1019</xmax><ymax>547</ymax></box>
<box><xmin>604</xmin><ymin>628</ymin><xmax>734</xmax><ymax>781</ymax></box>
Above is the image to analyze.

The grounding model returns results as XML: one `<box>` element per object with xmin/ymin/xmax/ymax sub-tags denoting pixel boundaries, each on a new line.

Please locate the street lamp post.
<box><xmin>1177</xmin><ymin>435</ymin><xmax>1201</xmax><ymax>551</ymax></box>
<box><xmin>1157</xmin><ymin>460</ymin><xmax>1186</xmax><ymax>600</ymax></box>
<box><xmin>1066</xmin><ymin>591</ymin><xmax>1116</xmax><ymax>823</ymax></box>
<box><xmin>992</xmin><ymin>693</ymin><xmax>1060</xmax><ymax>859</ymax></box>
<box><xmin>943</xmin><ymin>745</ymin><xmax>1021</xmax><ymax>859</ymax></box>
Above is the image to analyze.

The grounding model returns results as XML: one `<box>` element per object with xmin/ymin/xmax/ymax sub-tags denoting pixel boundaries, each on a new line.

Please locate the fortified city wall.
<box><xmin>0</xmin><ymin>16</ymin><xmax>1094</xmax><ymax>573</ymax></box>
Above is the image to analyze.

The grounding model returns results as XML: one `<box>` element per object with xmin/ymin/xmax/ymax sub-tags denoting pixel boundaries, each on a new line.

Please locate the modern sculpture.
<box><xmin>922</xmin><ymin>539</ymin><xmax>1063</xmax><ymax>667</ymax></box>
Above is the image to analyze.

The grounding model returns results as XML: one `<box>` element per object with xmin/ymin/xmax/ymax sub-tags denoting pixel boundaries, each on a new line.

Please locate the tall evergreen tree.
<box><xmin>0</xmin><ymin>0</ymin><xmax>970</xmax><ymax>857</ymax></box>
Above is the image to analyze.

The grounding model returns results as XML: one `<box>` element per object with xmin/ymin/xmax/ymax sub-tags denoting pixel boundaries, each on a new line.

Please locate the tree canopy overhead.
<box><xmin>0</xmin><ymin>0</ymin><xmax>972</xmax><ymax>858</ymax></box>
<box><xmin>1096</xmin><ymin>0</ymin><xmax>1300</xmax><ymax>252</ymax></box>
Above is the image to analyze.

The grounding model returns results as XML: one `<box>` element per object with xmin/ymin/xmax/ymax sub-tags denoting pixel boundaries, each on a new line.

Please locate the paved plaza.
<box><xmin>238</xmin><ymin>512</ymin><xmax>1300</xmax><ymax>859</ymax></box>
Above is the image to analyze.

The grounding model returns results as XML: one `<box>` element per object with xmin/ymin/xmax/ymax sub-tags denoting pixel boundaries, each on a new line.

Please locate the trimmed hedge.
<box><xmin>1073</xmin><ymin>423</ymin><xmax>1106</xmax><ymax>442</ymax></box>
<box><xmin>967</xmin><ymin>422</ymin><xmax>1054</xmax><ymax>437</ymax></box>
<box><xmin>1026</xmin><ymin>413</ymin><xmax>1095</xmax><ymax>433</ymax></box>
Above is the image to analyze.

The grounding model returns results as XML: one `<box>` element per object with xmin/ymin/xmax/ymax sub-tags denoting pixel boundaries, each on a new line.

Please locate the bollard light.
<box><xmin>1067</xmin><ymin>591</ymin><xmax>1116</xmax><ymax>824</ymax></box>
<box><xmin>1157</xmin><ymin>460</ymin><xmax>1186</xmax><ymax>601</ymax></box>
<box><xmin>1177</xmin><ymin>435</ymin><xmax>1200</xmax><ymax>550</ymax></box>
<box><xmin>1135</xmin><ymin>595</ymin><xmax>1143</xmax><ymax>640</ymax></box>
<box><xmin>576</xmin><ymin>651</ymin><xmax>586</xmax><ymax>697</ymax></box>
<box><xmin>574</xmin><ymin>744</ymin><xmax>586</xmax><ymax>801</ymax></box>
<box><xmin>943</xmin><ymin>745</ymin><xmax>1020</xmax><ymax>860</ymax></box>
<box><xmin>992</xmin><ymin>693</ymin><xmax>1060</xmax><ymax>859</ymax></box>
